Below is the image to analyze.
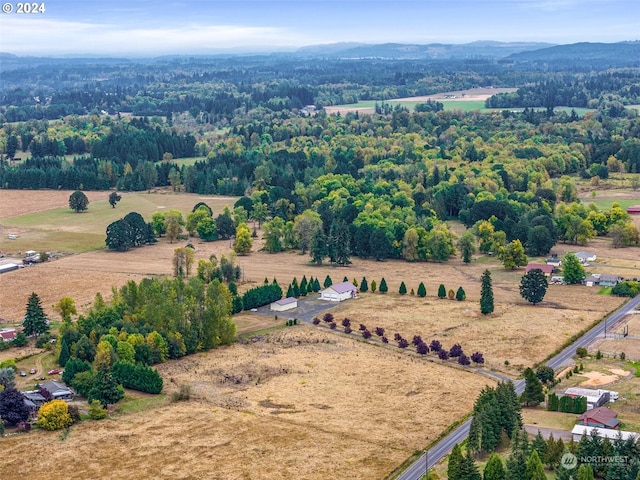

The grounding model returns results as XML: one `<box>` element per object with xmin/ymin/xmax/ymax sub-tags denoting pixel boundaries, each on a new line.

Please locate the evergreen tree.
<box><xmin>456</xmin><ymin>286</ymin><xmax>466</xmax><ymax>301</ymax></box>
<box><xmin>521</xmin><ymin>367</ymin><xmax>545</xmax><ymax>406</ymax></box>
<box><xmin>576</xmin><ymin>464</ymin><xmax>595</xmax><ymax>480</ymax></box>
<box><xmin>530</xmin><ymin>431</ymin><xmax>547</xmax><ymax>461</ymax></box>
<box><xmin>417</xmin><ymin>282</ymin><xmax>427</xmax><ymax>297</ymax></box>
<box><xmin>459</xmin><ymin>451</ymin><xmax>482</xmax><ymax>480</ymax></box>
<box><xmin>58</xmin><ymin>338</ymin><xmax>71</xmax><ymax>367</ymax></box>
<box><xmin>324</xmin><ymin>275</ymin><xmax>333</xmax><ymax>288</ymax></box>
<box><xmin>399</xmin><ymin>281</ymin><xmax>407</xmax><ymax>295</ymax></box>
<box><xmin>379</xmin><ymin>277</ymin><xmax>388</xmax><ymax>293</ymax></box>
<box><xmin>447</xmin><ymin>443</ymin><xmax>464</xmax><ymax>480</ymax></box>
<box><xmin>310</xmin><ymin>229</ymin><xmax>327</xmax><ymax>264</ymax></box>
<box><xmin>525</xmin><ymin>450</ymin><xmax>546</xmax><ymax>480</ymax></box>
<box><xmin>370</xmin><ymin>279</ymin><xmax>377</xmax><ymax>293</ymax></box>
<box><xmin>23</xmin><ymin>292</ymin><xmax>49</xmax><ymax>340</ymax></box>
<box><xmin>483</xmin><ymin>453</ymin><xmax>506</xmax><ymax>480</ymax></box>
<box><xmin>286</xmin><ymin>284</ymin><xmax>295</xmax><ymax>298</ymax></box>
<box><xmin>299</xmin><ymin>276</ymin><xmax>308</xmax><ymax>296</ymax></box>
<box><xmin>360</xmin><ymin>277</ymin><xmax>368</xmax><ymax>292</ymax></box>
<box><xmin>438</xmin><ymin>283</ymin><xmax>447</xmax><ymax>299</ymax></box>
<box><xmin>506</xmin><ymin>430</ymin><xmax>529</xmax><ymax>480</ymax></box>
<box><xmin>88</xmin><ymin>366</ymin><xmax>124</xmax><ymax>408</ymax></box>
<box><xmin>480</xmin><ymin>270</ymin><xmax>494</xmax><ymax>315</ymax></box>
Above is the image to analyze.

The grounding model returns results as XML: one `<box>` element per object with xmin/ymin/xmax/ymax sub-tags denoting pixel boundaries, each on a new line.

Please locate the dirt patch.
<box><xmin>579</xmin><ymin>371</ymin><xmax>622</xmax><ymax>386</ymax></box>
<box><xmin>1</xmin><ymin>326</ymin><xmax>493</xmax><ymax>480</ymax></box>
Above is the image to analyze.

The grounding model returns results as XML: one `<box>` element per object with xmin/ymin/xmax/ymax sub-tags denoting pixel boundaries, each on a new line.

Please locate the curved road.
<box><xmin>397</xmin><ymin>294</ymin><xmax>640</xmax><ymax>480</ymax></box>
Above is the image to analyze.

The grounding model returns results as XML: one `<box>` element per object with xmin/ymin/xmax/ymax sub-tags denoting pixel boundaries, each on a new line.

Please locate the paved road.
<box><xmin>396</xmin><ymin>294</ymin><xmax>640</xmax><ymax>480</ymax></box>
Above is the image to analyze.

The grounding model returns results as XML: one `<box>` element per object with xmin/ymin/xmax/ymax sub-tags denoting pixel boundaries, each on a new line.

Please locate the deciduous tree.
<box><xmin>37</xmin><ymin>399</ymin><xmax>74</xmax><ymax>431</ymax></box>
<box><xmin>500</xmin><ymin>239</ymin><xmax>527</xmax><ymax>269</ymax></box>
<box><xmin>520</xmin><ymin>269</ymin><xmax>548</xmax><ymax>305</ymax></box>
<box><xmin>108</xmin><ymin>191</ymin><xmax>121</xmax><ymax>208</ymax></box>
<box><xmin>233</xmin><ymin>222</ymin><xmax>253</xmax><ymax>255</ymax></box>
<box><xmin>562</xmin><ymin>252</ymin><xmax>586</xmax><ymax>284</ymax></box>
<box><xmin>457</xmin><ymin>231</ymin><xmax>476</xmax><ymax>264</ymax></box>
<box><xmin>0</xmin><ymin>387</ymin><xmax>30</xmax><ymax>426</ymax></box>
<box><xmin>69</xmin><ymin>190</ymin><xmax>89</xmax><ymax>212</ymax></box>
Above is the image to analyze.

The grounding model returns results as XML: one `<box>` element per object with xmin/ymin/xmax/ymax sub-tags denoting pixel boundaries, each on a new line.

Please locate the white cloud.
<box><xmin>0</xmin><ymin>18</ymin><xmax>307</xmax><ymax>55</ymax></box>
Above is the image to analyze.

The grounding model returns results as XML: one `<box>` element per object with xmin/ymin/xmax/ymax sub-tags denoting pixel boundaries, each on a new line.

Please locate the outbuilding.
<box><xmin>270</xmin><ymin>297</ymin><xmax>298</xmax><ymax>312</ymax></box>
<box><xmin>525</xmin><ymin>263</ymin><xmax>554</xmax><ymax>277</ymax></box>
<box><xmin>564</xmin><ymin>387</ymin><xmax>610</xmax><ymax>410</ymax></box>
<box><xmin>572</xmin><ymin>425</ymin><xmax>638</xmax><ymax>443</ymax></box>
<box><xmin>320</xmin><ymin>281</ymin><xmax>357</xmax><ymax>302</ymax></box>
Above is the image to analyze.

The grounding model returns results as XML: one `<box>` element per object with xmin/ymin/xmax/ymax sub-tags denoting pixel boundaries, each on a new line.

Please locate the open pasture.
<box><xmin>0</xmin><ymin>325</ymin><xmax>493</xmax><ymax>480</ymax></box>
<box><xmin>0</xmin><ymin>189</ymin><xmax>237</xmax><ymax>253</ymax></box>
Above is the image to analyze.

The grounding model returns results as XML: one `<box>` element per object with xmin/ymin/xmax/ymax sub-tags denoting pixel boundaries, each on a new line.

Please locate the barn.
<box><xmin>270</xmin><ymin>297</ymin><xmax>298</xmax><ymax>312</ymax></box>
<box><xmin>320</xmin><ymin>281</ymin><xmax>357</xmax><ymax>302</ymax></box>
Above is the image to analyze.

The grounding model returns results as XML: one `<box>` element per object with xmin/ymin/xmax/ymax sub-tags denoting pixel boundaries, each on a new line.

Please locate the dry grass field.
<box><xmin>1</xmin><ymin>190</ymin><xmax>640</xmax><ymax>479</ymax></box>
<box><xmin>1</xmin><ymin>326</ymin><xmax>493</xmax><ymax>480</ymax></box>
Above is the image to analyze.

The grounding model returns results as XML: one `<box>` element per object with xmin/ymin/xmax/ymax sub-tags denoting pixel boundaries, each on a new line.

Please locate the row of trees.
<box><xmin>311</xmin><ymin>314</ymin><xmax>484</xmax><ymax>366</ymax></box>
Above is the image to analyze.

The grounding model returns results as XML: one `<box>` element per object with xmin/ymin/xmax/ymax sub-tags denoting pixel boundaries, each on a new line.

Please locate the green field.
<box><xmin>0</xmin><ymin>192</ymin><xmax>237</xmax><ymax>253</ymax></box>
<box><xmin>329</xmin><ymin>100</ymin><xmax>595</xmax><ymax>115</ymax></box>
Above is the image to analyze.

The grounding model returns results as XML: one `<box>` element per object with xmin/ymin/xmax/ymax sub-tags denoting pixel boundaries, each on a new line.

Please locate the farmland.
<box><xmin>1</xmin><ymin>326</ymin><xmax>493</xmax><ymax>480</ymax></box>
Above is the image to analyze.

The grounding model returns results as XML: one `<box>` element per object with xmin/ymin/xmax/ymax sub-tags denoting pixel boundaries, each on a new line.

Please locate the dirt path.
<box><xmin>34</xmin><ymin>351</ymin><xmax>50</xmax><ymax>376</ymax></box>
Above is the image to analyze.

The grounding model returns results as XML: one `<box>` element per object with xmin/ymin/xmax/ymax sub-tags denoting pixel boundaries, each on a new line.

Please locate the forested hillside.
<box><xmin>2</xmin><ymin>49</ymin><xmax>640</xmax><ymax>263</ymax></box>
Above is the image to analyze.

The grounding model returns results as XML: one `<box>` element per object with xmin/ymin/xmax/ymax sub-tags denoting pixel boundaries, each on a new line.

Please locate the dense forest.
<box><xmin>2</xmin><ymin>45</ymin><xmax>640</xmax><ymax>263</ymax></box>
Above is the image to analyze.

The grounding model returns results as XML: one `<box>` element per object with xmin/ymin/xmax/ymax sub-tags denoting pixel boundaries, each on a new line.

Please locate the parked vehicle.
<box><xmin>47</xmin><ymin>369</ymin><xmax>61</xmax><ymax>375</ymax></box>
<box><xmin>20</xmin><ymin>371</ymin><xmax>26</xmax><ymax>377</ymax></box>
<box><xmin>30</xmin><ymin>368</ymin><xmax>36</xmax><ymax>374</ymax></box>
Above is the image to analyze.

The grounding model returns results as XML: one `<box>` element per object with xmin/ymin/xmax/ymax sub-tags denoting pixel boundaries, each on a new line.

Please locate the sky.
<box><xmin>0</xmin><ymin>0</ymin><xmax>639</xmax><ymax>56</ymax></box>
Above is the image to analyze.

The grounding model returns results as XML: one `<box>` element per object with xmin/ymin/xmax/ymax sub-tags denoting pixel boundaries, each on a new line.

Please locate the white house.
<box><xmin>320</xmin><ymin>281</ymin><xmax>357</xmax><ymax>302</ymax></box>
<box><xmin>270</xmin><ymin>297</ymin><xmax>298</xmax><ymax>312</ymax></box>
<box><xmin>572</xmin><ymin>425</ymin><xmax>639</xmax><ymax>443</ymax></box>
<box><xmin>574</xmin><ymin>251</ymin><xmax>597</xmax><ymax>264</ymax></box>
<box><xmin>564</xmin><ymin>387</ymin><xmax>610</xmax><ymax>410</ymax></box>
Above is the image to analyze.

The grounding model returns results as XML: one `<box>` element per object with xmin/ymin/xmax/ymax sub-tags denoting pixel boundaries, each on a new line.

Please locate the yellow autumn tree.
<box><xmin>37</xmin><ymin>400</ymin><xmax>73</xmax><ymax>431</ymax></box>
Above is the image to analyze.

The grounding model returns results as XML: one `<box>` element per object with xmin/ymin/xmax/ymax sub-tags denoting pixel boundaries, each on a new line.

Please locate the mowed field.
<box><xmin>1</xmin><ymin>325</ymin><xmax>493</xmax><ymax>480</ymax></box>
<box><xmin>0</xmin><ymin>189</ymin><xmax>238</xmax><ymax>253</ymax></box>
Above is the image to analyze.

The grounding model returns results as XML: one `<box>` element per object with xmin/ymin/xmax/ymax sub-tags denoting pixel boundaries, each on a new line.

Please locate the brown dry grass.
<box><xmin>0</xmin><ymin>189</ymin><xmax>108</xmax><ymax>220</ymax></box>
<box><xmin>1</xmin><ymin>326</ymin><xmax>493</xmax><ymax>480</ymax></box>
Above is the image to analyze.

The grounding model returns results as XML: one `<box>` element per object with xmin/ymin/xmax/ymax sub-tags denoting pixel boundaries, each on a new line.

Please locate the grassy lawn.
<box><xmin>521</xmin><ymin>407</ymin><xmax>577</xmax><ymax>431</ymax></box>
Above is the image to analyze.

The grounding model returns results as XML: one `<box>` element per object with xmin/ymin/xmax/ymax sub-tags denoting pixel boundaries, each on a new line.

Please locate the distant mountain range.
<box><xmin>294</xmin><ymin>41</ymin><xmax>556</xmax><ymax>59</ymax></box>
<box><xmin>1</xmin><ymin>41</ymin><xmax>639</xmax><ymax>65</ymax></box>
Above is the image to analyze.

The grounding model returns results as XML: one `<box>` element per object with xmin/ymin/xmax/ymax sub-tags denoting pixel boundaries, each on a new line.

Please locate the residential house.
<box><xmin>0</xmin><ymin>328</ymin><xmax>17</xmax><ymax>342</ymax></box>
<box><xmin>574</xmin><ymin>252</ymin><xmax>597</xmax><ymax>264</ymax></box>
<box><xmin>320</xmin><ymin>281</ymin><xmax>357</xmax><ymax>302</ymax></box>
<box><xmin>22</xmin><ymin>391</ymin><xmax>47</xmax><ymax>416</ymax></box>
<box><xmin>39</xmin><ymin>380</ymin><xmax>73</xmax><ymax>400</ymax></box>
<box><xmin>583</xmin><ymin>274</ymin><xmax>622</xmax><ymax>288</ymax></box>
<box><xmin>545</xmin><ymin>257</ymin><xmax>562</xmax><ymax>268</ymax></box>
<box><xmin>572</xmin><ymin>425</ymin><xmax>638</xmax><ymax>443</ymax></box>
<box><xmin>270</xmin><ymin>297</ymin><xmax>298</xmax><ymax>312</ymax></box>
<box><xmin>564</xmin><ymin>387</ymin><xmax>610</xmax><ymax>410</ymax></box>
<box><xmin>576</xmin><ymin>407</ymin><xmax>620</xmax><ymax>429</ymax></box>
<box><xmin>525</xmin><ymin>263</ymin><xmax>554</xmax><ymax>277</ymax></box>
